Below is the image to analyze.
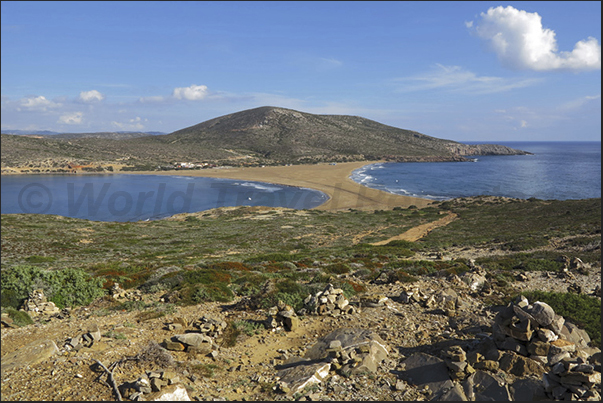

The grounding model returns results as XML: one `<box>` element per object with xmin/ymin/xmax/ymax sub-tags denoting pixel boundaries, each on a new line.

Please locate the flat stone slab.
<box><xmin>304</xmin><ymin>328</ymin><xmax>388</xmax><ymax>360</ymax></box>
<box><xmin>1</xmin><ymin>339</ymin><xmax>59</xmax><ymax>374</ymax></box>
<box><xmin>463</xmin><ymin>370</ymin><xmax>512</xmax><ymax>401</ymax></box>
<box><xmin>398</xmin><ymin>352</ymin><xmax>453</xmax><ymax>396</ymax></box>
<box><xmin>276</xmin><ymin>359</ymin><xmax>332</xmax><ymax>395</ymax></box>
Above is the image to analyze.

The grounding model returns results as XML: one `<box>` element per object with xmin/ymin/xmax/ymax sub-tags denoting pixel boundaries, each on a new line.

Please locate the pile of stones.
<box><xmin>64</xmin><ymin>323</ymin><xmax>102</xmax><ymax>352</ymax></box>
<box><xmin>275</xmin><ymin>328</ymin><xmax>389</xmax><ymax>395</ymax></box>
<box><xmin>398</xmin><ymin>284</ymin><xmax>472</xmax><ymax>318</ymax></box>
<box><xmin>301</xmin><ymin>284</ymin><xmax>356</xmax><ymax>316</ymax></box>
<box><xmin>110</xmin><ymin>283</ymin><xmax>142</xmax><ymax>301</ymax></box>
<box><xmin>544</xmin><ymin>355</ymin><xmax>601</xmax><ymax>400</ymax></box>
<box><xmin>164</xmin><ymin>332</ymin><xmax>217</xmax><ymax>356</ymax></box>
<box><xmin>119</xmin><ymin>370</ymin><xmax>190</xmax><ymax>401</ymax></box>
<box><xmin>490</xmin><ymin>295</ymin><xmax>601</xmax><ymax>400</ymax></box>
<box><xmin>162</xmin><ymin>315</ymin><xmax>225</xmax><ymax>357</ymax></box>
<box><xmin>19</xmin><ymin>289</ymin><xmax>60</xmax><ymax>317</ymax></box>
<box><xmin>191</xmin><ymin>315</ymin><xmax>227</xmax><ymax>340</ymax></box>
<box><xmin>493</xmin><ymin>295</ymin><xmax>574</xmax><ymax>360</ymax></box>
<box><xmin>264</xmin><ymin>300</ymin><xmax>300</xmax><ymax>331</ymax></box>
<box><xmin>358</xmin><ymin>293</ymin><xmax>390</xmax><ymax>308</ymax></box>
<box><xmin>398</xmin><ymin>285</ymin><xmax>429</xmax><ymax>305</ymax></box>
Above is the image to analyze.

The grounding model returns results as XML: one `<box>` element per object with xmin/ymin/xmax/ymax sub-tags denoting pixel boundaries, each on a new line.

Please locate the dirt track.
<box><xmin>370</xmin><ymin>212</ymin><xmax>458</xmax><ymax>245</ymax></box>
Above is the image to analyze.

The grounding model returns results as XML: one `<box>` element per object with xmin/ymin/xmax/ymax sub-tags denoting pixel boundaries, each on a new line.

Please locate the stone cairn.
<box><xmin>398</xmin><ymin>284</ymin><xmax>471</xmax><ymax>317</ymax></box>
<box><xmin>301</xmin><ymin>284</ymin><xmax>356</xmax><ymax>316</ymax></box>
<box><xmin>64</xmin><ymin>323</ymin><xmax>102</xmax><ymax>351</ymax></box>
<box><xmin>20</xmin><ymin>289</ymin><xmax>60</xmax><ymax>316</ymax></box>
<box><xmin>491</xmin><ymin>295</ymin><xmax>601</xmax><ymax>401</ymax></box>
<box><xmin>110</xmin><ymin>283</ymin><xmax>142</xmax><ymax>301</ymax></box>
<box><xmin>163</xmin><ymin>315</ymin><xmax>225</xmax><ymax>358</ymax></box>
<box><xmin>264</xmin><ymin>300</ymin><xmax>300</xmax><ymax>332</ymax></box>
<box><xmin>119</xmin><ymin>370</ymin><xmax>189</xmax><ymax>401</ymax></box>
<box><xmin>191</xmin><ymin>315</ymin><xmax>227</xmax><ymax>340</ymax></box>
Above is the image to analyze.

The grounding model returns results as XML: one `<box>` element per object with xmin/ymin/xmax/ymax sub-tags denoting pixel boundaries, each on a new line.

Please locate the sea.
<box><xmin>350</xmin><ymin>141</ymin><xmax>601</xmax><ymax>201</ymax></box>
<box><xmin>0</xmin><ymin>175</ymin><xmax>328</xmax><ymax>222</ymax></box>
<box><xmin>1</xmin><ymin>142</ymin><xmax>600</xmax><ymax>222</ymax></box>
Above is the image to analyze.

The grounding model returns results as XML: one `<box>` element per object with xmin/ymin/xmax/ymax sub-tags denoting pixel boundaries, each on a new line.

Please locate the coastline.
<box><xmin>120</xmin><ymin>161</ymin><xmax>435</xmax><ymax>211</ymax></box>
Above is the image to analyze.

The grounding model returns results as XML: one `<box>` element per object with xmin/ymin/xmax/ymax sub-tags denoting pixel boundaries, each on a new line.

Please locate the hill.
<box><xmin>165</xmin><ymin>106</ymin><xmax>529</xmax><ymax>162</ymax></box>
<box><xmin>1</xmin><ymin>106</ymin><xmax>530</xmax><ymax>172</ymax></box>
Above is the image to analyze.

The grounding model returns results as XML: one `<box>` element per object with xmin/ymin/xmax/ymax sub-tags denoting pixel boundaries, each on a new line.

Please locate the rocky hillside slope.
<box><xmin>165</xmin><ymin>106</ymin><xmax>530</xmax><ymax>162</ymax></box>
<box><xmin>1</xmin><ymin>197</ymin><xmax>600</xmax><ymax>401</ymax></box>
<box><xmin>1</xmin><ymin>264</ymin><xmax>600</xmax><ymax>401</ymax></box>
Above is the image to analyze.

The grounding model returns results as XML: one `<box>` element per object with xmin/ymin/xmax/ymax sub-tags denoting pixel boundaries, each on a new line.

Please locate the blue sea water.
<box><xmin>0</xmin><ymin>174</ymin><xmax>328</xmax><ymax>222</ymax></box>
<box><xmin>1</xmin><ymin>142</ymin><xmax>600</xmax><ymax>221</ymax></box>
<box><xmin>350</xmin><ymin>142</ymin><xmax>601</xmax><ymax>201</ymax></box>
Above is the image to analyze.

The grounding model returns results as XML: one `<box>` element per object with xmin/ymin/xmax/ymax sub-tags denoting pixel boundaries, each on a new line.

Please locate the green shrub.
<box><xmin>4</xmin><ymin>308</ymin><xmax>34</xmax><ymax>327</ymax></box>
<box><xmin>324</xmin><ymin>263</ymin><xmax>350</xmax><ymax>275</ymax></box>
<box><xmin>244</xmin><ymin>253</ymin><xmax>301</xmax><ymax>264</ymax></box>
<box><xmin>24</xmin><ymin>255</ymin><xmax>56</xmax><ymax>263</ymax></box>
<box><xmin>1</xmin><ymin>265</ymin><xmax>106</xmax><ymax>309</ymax></box>
<box><xmin>233</xmin><ymin>320</ymin><xmax>264</xmax><ymax>336</ymax></box>
<box><xmin>383</xmin><ymin>240</ymin><xmax>415</xmax><ymax>249</ymax></box>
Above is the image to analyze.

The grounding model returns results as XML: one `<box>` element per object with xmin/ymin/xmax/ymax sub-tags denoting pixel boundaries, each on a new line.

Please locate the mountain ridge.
<box><xmin>162</xmin><ymin>106</ymin><xmax>531</xmax><ymax>161</ymax></box>
<box><xmin>1</xmin><ymin>106</ymin><xmax>531</xmax><ymax>172</ymax></box>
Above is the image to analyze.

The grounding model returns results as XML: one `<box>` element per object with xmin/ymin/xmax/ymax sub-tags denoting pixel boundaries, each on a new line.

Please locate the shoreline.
<box><xmin>120</xmin><ymin>161</ymin><xmax>435</xmax><ymax>211</ymax></box>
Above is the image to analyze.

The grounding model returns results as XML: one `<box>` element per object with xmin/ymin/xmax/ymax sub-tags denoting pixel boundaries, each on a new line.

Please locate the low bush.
<box><xmin>3</xmin><ymin>308</ymin><xmax>34</xmax><ymax>327</ymax></box>
<box><xmin>1</xmin><ymin>265</ymin><xmax>106</xmax><ymax>309</ymax></box>
<box><xmin>233</xmin><ymin>319</ymin><xmax>264</xmax><ymax>336</ymax></box>
<box><xmin>324</xmin><ymin>263</ymin><xmax>350</xmax><ymax>275</ymax></box>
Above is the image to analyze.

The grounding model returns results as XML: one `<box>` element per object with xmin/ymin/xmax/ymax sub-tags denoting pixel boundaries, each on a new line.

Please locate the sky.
<box><xmin>1</xmin><ymin>1</ymin><xmax>601</xmax><ymax>141</ymax></box>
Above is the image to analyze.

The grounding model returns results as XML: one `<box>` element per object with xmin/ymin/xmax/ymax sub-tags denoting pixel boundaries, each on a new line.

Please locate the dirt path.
<box><xmin>370</xmin><ymin>213</ymin><xmax>458</xmax><ymax>245</ymax></box>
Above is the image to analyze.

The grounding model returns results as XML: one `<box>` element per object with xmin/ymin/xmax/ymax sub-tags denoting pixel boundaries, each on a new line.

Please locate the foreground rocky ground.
<box><xmin>1</xmin><ymin>260</ymin><xmax>600</xmax><ymax>401</ymax></box>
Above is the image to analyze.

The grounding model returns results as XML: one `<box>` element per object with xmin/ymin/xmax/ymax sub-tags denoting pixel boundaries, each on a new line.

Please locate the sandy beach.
<box><xmin>123</xmin><ymin>161</ymin><xmax>434</xmax><ymax>211</ymax></box>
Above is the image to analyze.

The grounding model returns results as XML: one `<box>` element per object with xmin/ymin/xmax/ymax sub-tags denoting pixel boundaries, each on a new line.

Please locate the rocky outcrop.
<box><xmin>276</xmin><ymin>328</ymin><xmax>389</xmax><ymax>395</ymax></box>
<box><xmin>446</xmin><ymin>143</ymin><xmax>533</xmax><ymax>156</ymax></box>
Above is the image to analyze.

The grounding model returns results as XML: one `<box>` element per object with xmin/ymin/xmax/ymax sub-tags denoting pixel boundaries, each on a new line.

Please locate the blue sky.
<box><xmin>1</xmin><ymin>1</ymin><xmax>600</xmax><ymax>141</ymax></box>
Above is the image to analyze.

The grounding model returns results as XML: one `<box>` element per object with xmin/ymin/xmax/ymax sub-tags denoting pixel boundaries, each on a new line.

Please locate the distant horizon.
<box><xmin>2</xmin><ymin>2</ymin><xmax>600</xmax><ymax>141</ymax></box>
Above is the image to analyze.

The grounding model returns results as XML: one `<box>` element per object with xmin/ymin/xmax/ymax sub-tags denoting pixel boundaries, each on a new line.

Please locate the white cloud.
<box><xmin>19</xmin><ymin>96</ymin><xmax>61</xmax><ymax>111</ymax></box>
<box><xmin>112</xmin><ymin>116</ymin><xmax>145</xmax><ymax>130</ymax></box>
<box><xmin>559</xmin><ymin>94</ymin><xmax>601</xmax><ymax>110</ymax></box>
<box><xmin>58</xmin><ymin>112</ymin><xmax>83</xmax><ymax>125</ymax></box>
<box><xmin>471</xmin><ymin>6</ymin><xmax>601</xmax><ymax>71</ymax></box>
<box><xmin>395</xmin><ymin>64</ymin><xmax>541</xmax><ymax>94</ymax></box>
<box><xmin>139</xmin><ymin>95</ymin><xmax>166</xmax><ymax>103</ymax></box>
<box><xmin>79</xmin><ymin>90</ymin><xmax>105</xmax><ymax>102</ymax></box>
<box><xmin>172</xmin><ymin>84</ymin><xmax>209</xmax><ymax>101</ymax></box>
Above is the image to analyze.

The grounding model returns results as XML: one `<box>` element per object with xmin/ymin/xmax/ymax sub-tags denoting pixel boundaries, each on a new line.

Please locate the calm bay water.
<box><xmin>350</xmin><ymin>142</ymin><xmax>601</xmax><ymax>201</ymax></box>
<box><xmin>1</xmin><ymin>142</ymin><xmax>600</xmax><ymax>222</ymax></box>
<box><xmin>0</xmin><ymin>174</ymin><xmax>328</xmax><ymax>222</ymax></box>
